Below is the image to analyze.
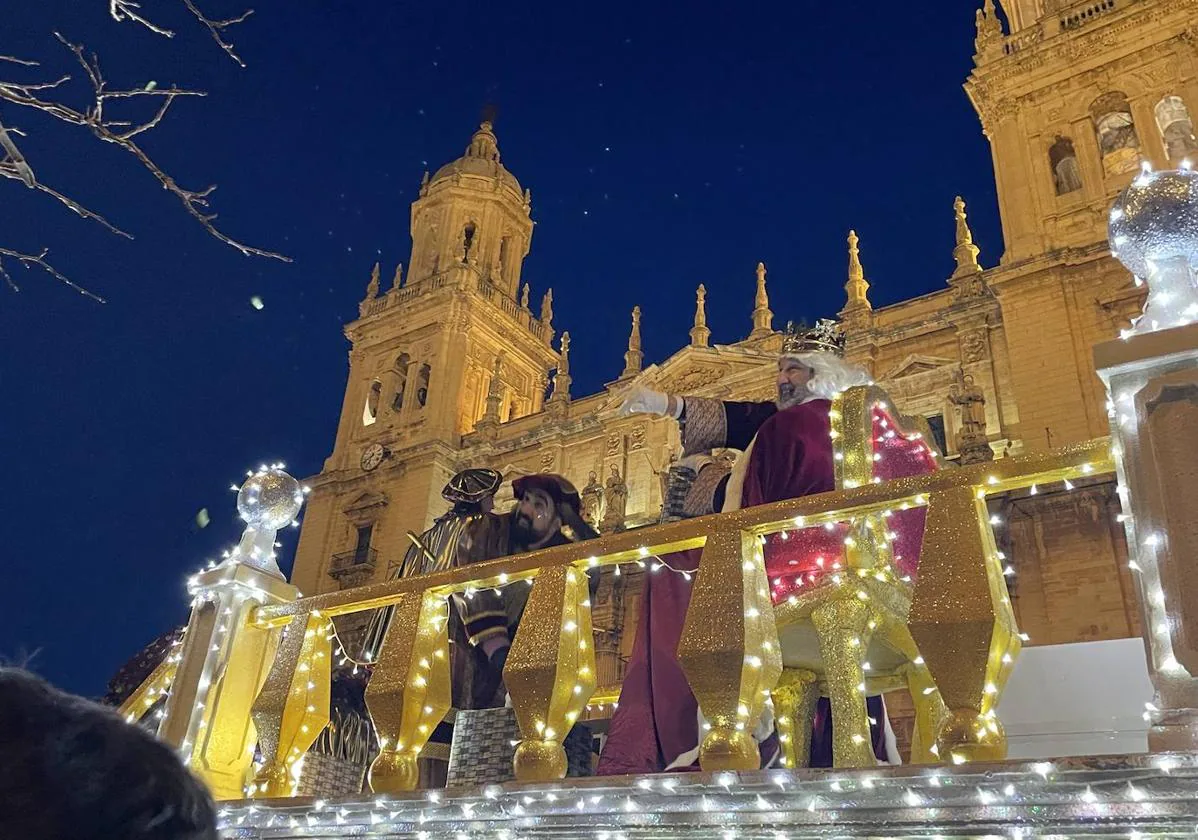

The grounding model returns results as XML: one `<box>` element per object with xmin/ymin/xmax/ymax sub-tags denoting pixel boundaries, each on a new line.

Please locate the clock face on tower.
<box><xmin>360</xmin><ymin>443</ymin><xmax>387</xmax><ymax>472</ymax></box>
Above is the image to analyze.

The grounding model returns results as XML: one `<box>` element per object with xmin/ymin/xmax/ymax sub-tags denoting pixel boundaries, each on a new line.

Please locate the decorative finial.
<box><xmin>690</xmin><ymin>284</ymin><xmax>711</xmax><ymax>348</ymax></box>
<box><xmin>365</xmin><ymin>262</ymin><xmax>380</xmax><ymax>300</ymax></box>
<box><xmin>622</xmin><ymin>305</ymin><xmax>644</xmax><ymax>377</ymax></box>
<box><xmin>540</xmin><ymin>288</ymin><xmax>554</xmax><ymax>328</ymax></box>
<box><xmin>843</xmin><ymin>230</ymin><xmax>872</xmax><ymax>311</ymax></box>
<box><xmin>480</xmin><ymin>352</ymin><xmax>506</xmax><ymax>424</ymax></box>
<box><xmin>421</xmin><ymin>171</ymin><xmax>430</xmax><ymax>186</ymax></box>
<box><xmin>466</xmin><ymin>119</ymin><xmax>500</xmax><ymax>162</ymax></box>
<box><xmin>951</xmin><ymin>196</ymin><xmax>983</xmax><ymax>279</ymax></box>
<box><xmin>391</xmin><ymin>262</ymin><xmax>404</xmax><ymax>291</ymax></box>
<box><xmin>521</xmin><ymin>283</ymin><xmax>530</xmax><ymax>309</ymax></box>
<box><xmin>974</xmin><ymin>0</ymin><xmax>1004</xmax><ymax>61</ymax></box>
<box><xmin>750</xmin><ymin>262</ymin><xmax>773</xmax><ymax>338</ymax></box>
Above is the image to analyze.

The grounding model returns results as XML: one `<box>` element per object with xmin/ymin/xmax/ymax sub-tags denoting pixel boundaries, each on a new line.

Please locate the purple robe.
<box><xmin>598</xmin><ymin>398</ymin><xmax>890</xmax><ymax>775</ymax></box>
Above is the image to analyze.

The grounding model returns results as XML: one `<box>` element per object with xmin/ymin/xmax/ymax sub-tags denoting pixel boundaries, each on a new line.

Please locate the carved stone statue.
<box><xmin>521</xmin><ymin>283</ymin><xmax>530</xmax><ymax>309</ymax></box>
<box><xmin>365</xmin><ymin>262</ymin><xmax>380</xmax><ymax>300</ymax></box>
<box><xmin>602</xmin><ymin>464</ymin><xmax>628</xmax><ymax>533</ymax></box>
<box><xmin>581</xmin><ymin>470</ymin><xmax>605</xmax><ymax>529</ymax></box>
<box><xmin>949</xmin><ymin>371</ymin><xmax>993</xmax><ymax>465</ymax></box>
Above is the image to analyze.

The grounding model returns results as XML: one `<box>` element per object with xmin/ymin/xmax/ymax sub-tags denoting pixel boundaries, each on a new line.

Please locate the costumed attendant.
<box><xmin>598</xmin><ymin>320</ymin><xmax>900</xmax><ymax>774</ymax></box>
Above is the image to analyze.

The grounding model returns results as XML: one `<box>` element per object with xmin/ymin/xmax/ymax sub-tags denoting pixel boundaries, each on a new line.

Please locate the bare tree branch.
<box><xmin>0</xmin><ymin>3</ymin><xmax>279</xmax><ymax>299</ymax></box>
<box><xmin>0</xmin><ymin>34</ymin><xmax>289</xmax><ymax>263</ymax></box>
<box><xmin>109</xmin><ymin>0</ymin><xmax>254</xmax><ymax>66</ymax></box>
<box><xmin>183</xmin><ymin>0</ymin><xmax>252</xmax><ymax>67</ymax></box>
<box><xmin>0</xmin><ymin>247</ymin><xmax>106</xmax><ymax>302</ymax></box>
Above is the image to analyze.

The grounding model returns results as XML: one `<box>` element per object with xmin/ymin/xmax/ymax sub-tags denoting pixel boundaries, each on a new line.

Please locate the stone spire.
<box><xmin>549</xmin><ymin>331</ymin><xmax>572</xmax><ymax>404</ymax></box>
<box><xmin>750</xmin><ymin>262</ymin><xmax>774</xmax><ymax>338</ymax></box>
<box><xmin>622</xmin><ymin>305</ymin><xmax>644</xmax><ymax>378</ymax></box>
<box><xmin>690</xmin><ymin>284</ymin><xmax>711</xmax><ymax>348</ymax></box>
<box><xmin>391</xmin><ymin>262</ymin><xmax>404</xmax><ymax>291</ymax></box>
<box><xmin>365</xmin><ymin>262</ymin><xmax>380</xmax><ymax>300</ymax></box>
<box><xmin>951</xmin><ymin>196</ymin><xmax>983</xmax><ymax>279</ymax></box>
<box><xmin>843</xmin><ymin>230</ymin><xmax>872</xmax><ymax>311</ymax></box>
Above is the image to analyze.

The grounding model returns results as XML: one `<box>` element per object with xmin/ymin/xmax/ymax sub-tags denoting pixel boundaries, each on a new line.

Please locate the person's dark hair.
<box><xmin>0</xmin><ymin>667</ymin><xmax>218</xmax><ymax>840</ymax></box>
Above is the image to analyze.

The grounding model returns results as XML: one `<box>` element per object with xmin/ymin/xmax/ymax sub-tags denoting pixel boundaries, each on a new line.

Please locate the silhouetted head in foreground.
<box><xmin>0</xmin><ymin>667</ymin><xmax>217</xmax><ymax>840</ymax></box>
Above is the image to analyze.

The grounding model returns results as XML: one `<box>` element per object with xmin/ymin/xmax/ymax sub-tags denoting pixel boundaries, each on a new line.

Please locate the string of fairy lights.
<box><xmin>211</xmin><ymin>752</ymin><xmax>1194</xmax><ymax>836</ymax></box>
<box><xmin>140</xmin><ymin>397</ymin><xmax>1123</xmax><ymax>794</ymax></box>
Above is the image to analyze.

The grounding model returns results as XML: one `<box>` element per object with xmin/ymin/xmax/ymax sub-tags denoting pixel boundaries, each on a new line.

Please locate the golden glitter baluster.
<box><xmin>506</xmin><ymin>565</ymin><xmax>596</xmax><ymax>782</ymax></box>
<box><xmin>365</xmin><ymin>592</ymin><xmax>451</xmax><ymax>793</ymax></box>
<box><xmin>678</xmin><ymin>527</ymin><xmax>782</xmax><ymax>771</ymax></box>
<box><xmin>771</xmin><ymin>669</ymin><xmax>818</xmax><ymax>768</ymax></box>
<box><xmin>250</xmin><ymin>611</ymin><xmax>333</xmax><ymax>797</ymax></box>
<box><xmin>905</xmin><ymin>661</ymin><xmax>948</xmax><ymax>764</ymax></box>
<box><xmin>908</xmin><ymin>485</ymin><xmax>1020</xmax><ymax>763</ymax></box>
<box><xmin>810</xmin><ymin>596</ymin><xmax>878</xmax><ymax>767</ymax></box>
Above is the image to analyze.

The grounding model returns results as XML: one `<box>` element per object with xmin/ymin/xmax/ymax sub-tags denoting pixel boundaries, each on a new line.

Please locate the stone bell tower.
<box><xmin>959</xmin><ymin>0</ymin><xmax>1198</xmax><ymax>451</ymax></box>
<box><xmin>292</xmin><ymin>120</ymin><xmax>560</xmax><ymax>599</ymax></box>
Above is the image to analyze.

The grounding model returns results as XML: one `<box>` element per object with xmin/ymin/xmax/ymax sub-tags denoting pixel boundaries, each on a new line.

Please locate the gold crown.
<box><xmin>781</xmin><ymin>319</ymin><xmax>846</xmax><ymax>356</ymax></box>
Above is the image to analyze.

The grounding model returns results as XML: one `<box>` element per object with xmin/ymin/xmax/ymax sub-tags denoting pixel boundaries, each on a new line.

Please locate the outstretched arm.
<box><xmin>619</xmin><ymin>384</ymin><xmax>776</xmax><ymax>454</ymax></box>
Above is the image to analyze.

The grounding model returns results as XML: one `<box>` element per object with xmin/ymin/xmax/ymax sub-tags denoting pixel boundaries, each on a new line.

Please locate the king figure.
<box><xmin>598</xmin><ymin>320</ymin><xmax>901</xmax><ymax>774</ymax></box>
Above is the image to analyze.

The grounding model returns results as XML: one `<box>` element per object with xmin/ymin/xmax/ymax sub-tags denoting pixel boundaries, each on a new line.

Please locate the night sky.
<box><xmin>2</xmin><ymin>1</ymin><xmax>1003</xmax><ymax>697</ymax></box>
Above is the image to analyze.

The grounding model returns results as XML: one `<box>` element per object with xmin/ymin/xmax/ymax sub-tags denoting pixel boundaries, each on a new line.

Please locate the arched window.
<box><xmin>1155</xmin><ymin>95</ymin><xmax>1198</xmax><ymax>161</ymax></box>
<box><xmin>1048</xmin><ymin>136</ymin><xmax>1083</xmax><ymax>195</ymax></box>
<box><xmin>416</xmin><ymin>363</ymin><xmax>431</xmax><ymax>408</ymax></box>
<box><xmin>461</xmin><ymin>222</ymin><xmax>477</xmax><ymax>263</ymax></box>
<box><xmin>392</xmin><ymin>353</ymin><xmax>410</xmax><ymax>411</ymax></box>
<box><xmin>362</xmin><ymin>379</ymin><xmax>382</xmax><ymax>426</ymax></box>
<box><xmin>1090</xmin><ymin>92</ymin><xmax>1139</xmax><ymax>175</ymax></box>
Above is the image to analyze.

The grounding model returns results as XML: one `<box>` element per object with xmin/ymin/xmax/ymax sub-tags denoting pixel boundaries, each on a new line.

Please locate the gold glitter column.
<box><xmin>507</xmin><ymin>565</ymin><xmax>596</xmax><ymax>782</ymax></box>
<box><xmin>811</xmin><ymin>596</ymin><xmax>878</xmax><ymax>767</ymax></box>
<box><xmin>771</xmin><ymin>669</ymin><xmax>818</xmax><ymax>768</ymax></box>
<box><xmin>678</xmin><ymin>527</ymin><xmax>782</xmax><ymax>771</ymax></box>
<box><xmin>250</xmin><ymin>611</ymin><xmax>333</xmax><ymax>797</ymax></box>
<box><xmin>908</xmin><ymin>485</ymin><xmax>1019</xmax><ymax>762</ymax></box>
<box><xmin>364</xmin><ymin>592</ymin><xmax>452</xmax><ymax>793</ymax></box>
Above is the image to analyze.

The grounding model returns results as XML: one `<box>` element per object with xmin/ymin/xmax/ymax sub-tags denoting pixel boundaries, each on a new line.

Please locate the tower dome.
<box><xmin>429</xmin><ymin>121</ymin><xmax>522</xmax><ymax>194</ymax></box>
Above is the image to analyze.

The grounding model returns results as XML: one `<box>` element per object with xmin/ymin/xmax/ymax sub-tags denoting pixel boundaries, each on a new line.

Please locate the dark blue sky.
<box><xmin>1</xmin><ymin>1</ymin><xmax>1002</xmax><ymax>697</ymax></box>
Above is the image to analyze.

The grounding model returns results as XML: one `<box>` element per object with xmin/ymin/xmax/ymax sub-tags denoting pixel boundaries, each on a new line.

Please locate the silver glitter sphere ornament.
<box><xmin>237</xmin><ymin>467</ymin><xmax>304</xmax><ymax>531</ymax></box>
<box><xmin>1109</xmin><ymin>165</ymin><xmax>1198</xmax><ymax>334</ymax></box>
<box><xmin>1110</xmin><ymin>166</ymin><xmax>1198</xmax><ymax>278</ymax></box>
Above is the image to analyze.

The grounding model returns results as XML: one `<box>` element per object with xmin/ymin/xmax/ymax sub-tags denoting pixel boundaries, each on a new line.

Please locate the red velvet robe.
<box><xmin>598</xmin><ymin>397</ymin><xmax>891</xmax><ymax>775</ymax></box>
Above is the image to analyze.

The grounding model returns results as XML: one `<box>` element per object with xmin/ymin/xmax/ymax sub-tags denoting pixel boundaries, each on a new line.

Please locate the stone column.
<box><xmin>159</xmin><ymin>467</ymin><xmax>306</xmax><ymax>799</ymax></box>
<box><xmin>1096</xmin><ymin>165</ymin><xmax>1198</xmax><ymax>751</ymax></box>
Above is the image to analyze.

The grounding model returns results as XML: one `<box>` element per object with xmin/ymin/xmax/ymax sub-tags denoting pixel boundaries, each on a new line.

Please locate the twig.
<box><xmin>109</xmin><ymin>0</ymin><xmax>176</xmax><ymax>38</ymax></box>
<box><xmin>0</xmin><ymin>247</ymin><xmax>105</xmax><ymax>302</ymax></box>
<box><xmin>0</xmin><ymin>164</ymin><xmax>133</xmax><ymax>238</ymax></box>
<box><xmin>0</xmin><ymin>119</ymin><xmax>35</xmax><ymax>186</ymax></box>
<box><xmin>0</xmin><ymin>55</ymin><xmax>40</xmax><ymax>67</ymax></box>
<box><xmin>183</xmin><ymin>0</ymin><xmax>252</xmax><ymax>67</ymax></box>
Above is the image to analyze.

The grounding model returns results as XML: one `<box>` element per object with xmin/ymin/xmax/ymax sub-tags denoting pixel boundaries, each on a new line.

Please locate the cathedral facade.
<box><xmin>292</xmin><ymin>0</ymin><xmax>1198</xmax><ymax>725</ymax></box>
